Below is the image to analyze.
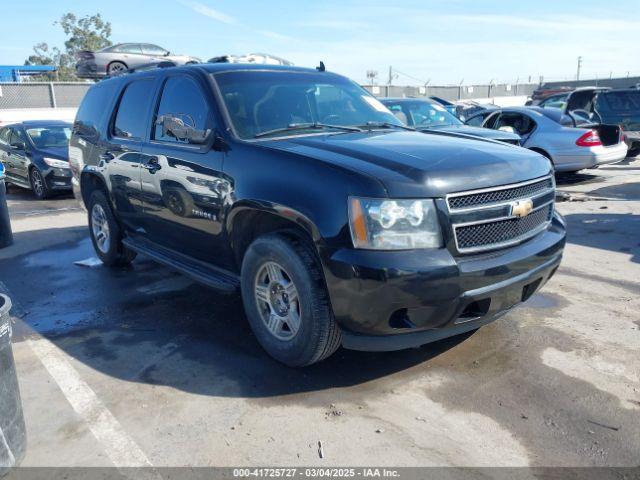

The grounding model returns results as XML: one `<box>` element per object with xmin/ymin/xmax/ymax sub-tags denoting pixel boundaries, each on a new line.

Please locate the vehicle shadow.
<box><xmin>1</xmin><ymin>229</ymin><xmax>475</xmax><ymax>399</ymax></box>
<box><xmin>5</xmin><ymin>184</ymin><xmax>74</xmax><ymax>201</ymax></box>
<box><xmin>564</xmin><ymin>212</ymin><xmax>640</xmax><ymax>265</ymax></box>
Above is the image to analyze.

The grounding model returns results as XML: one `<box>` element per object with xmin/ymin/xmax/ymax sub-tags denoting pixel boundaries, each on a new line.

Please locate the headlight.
<box><xmin>348</xmin><ymin>197</ymin><xmax>443</xmax><ymax>250</ymax></box>
<box><xmin>43</xmin><ymin>157</ymin><xmax>70</xmax><ymax>169</ymax></box>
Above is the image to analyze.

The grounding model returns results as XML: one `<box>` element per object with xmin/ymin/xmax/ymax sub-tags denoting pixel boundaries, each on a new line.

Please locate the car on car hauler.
<box><xmin>69</xmin><ymin>63</ymin><xmax>566</xmax><ymax>366</ymax></box>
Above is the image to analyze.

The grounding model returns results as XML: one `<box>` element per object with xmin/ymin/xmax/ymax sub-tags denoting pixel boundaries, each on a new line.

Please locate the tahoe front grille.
<box><xmin>455</xmin><ymin>204</ymin><xmax>553</xmax><ymax>251</ymax></box>
<box><xmin>447</xmin><ymin>176</ymin><xmax>553</xmax><ymax>211</ymax></box>
<box><xmin>447</xmin><ymin>175</ymin><xmax>555</xmax><ymax>254</ymax></box>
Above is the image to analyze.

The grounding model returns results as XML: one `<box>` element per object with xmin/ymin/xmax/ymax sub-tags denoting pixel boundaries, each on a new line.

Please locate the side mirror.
<box><xmin>156</xmin><ymin>115</ymin><xmax>211</xmax><ymax>144</ymax></box>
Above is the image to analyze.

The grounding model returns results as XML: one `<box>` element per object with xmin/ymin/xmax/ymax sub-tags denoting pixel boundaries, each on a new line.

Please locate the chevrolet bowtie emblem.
<box><xmin>511</xmin><ymin>199</ymin><xmax>534</xmax><ymax>218</ymax></box>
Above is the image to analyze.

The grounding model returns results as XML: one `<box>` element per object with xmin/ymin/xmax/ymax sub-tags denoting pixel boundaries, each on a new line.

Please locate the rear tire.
<box><xmin>87</xmin><ymin>190</ymin><xmax>136</xmax><ymax>266</ymax></box>
<box><xmin>241</xmin><ymin>233</ymin><xmax>341</xmax><ymax>367</ymax></box>
<box><xmin>107</xmin><ymin>61</ymin><xmax>127</xmax><ymax>75</ymax></box>
<box><xmin>627</xmin><ymin>148</ymin><xmax>640</xmax><ymax>158</ymax></box>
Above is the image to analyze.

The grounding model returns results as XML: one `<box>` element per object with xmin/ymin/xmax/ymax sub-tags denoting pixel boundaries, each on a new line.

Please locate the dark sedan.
<box><xmin>381</xmin><ymin>98</ymin><xmax>521</xmax><ymax>145</ymax></box>
<box><xmin>0</xmin><ymin>120</ymin><xmax>72</xmax><ymax>199</ymax></box>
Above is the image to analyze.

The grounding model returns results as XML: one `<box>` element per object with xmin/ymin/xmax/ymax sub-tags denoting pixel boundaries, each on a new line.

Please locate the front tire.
<box><xmin>29</xmin><ymin>168</ymin><xmax>49</xmax><ymax>200</ymax></box>
<box><xmin>241</xmin><ymin>233</ymin><xmax>341</xmax><ymax>367</ymax></box>
<box><xmin>87</xmin><ymin>190</ymin><xmax>136</xmax><ymax>266</ymax></box>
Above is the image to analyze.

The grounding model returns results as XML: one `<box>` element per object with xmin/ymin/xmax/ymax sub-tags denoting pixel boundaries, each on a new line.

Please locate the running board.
<box><xmin>122</xmin><ymin>236</ymin><xmax>239</xmax><ymax>293</ymax></box>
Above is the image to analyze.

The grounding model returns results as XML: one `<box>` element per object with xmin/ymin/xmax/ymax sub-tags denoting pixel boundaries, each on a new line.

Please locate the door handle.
<box><xmin>141</xmin><ymin>157</ymin><xmax>161</xmax><ymax>174</ymax></box>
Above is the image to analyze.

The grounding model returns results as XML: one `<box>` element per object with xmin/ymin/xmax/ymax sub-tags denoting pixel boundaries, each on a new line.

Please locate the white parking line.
<box><xmin>27</xmin><ymin>338</ymin><xmax>153</xmax><ymax>468</ymax></box>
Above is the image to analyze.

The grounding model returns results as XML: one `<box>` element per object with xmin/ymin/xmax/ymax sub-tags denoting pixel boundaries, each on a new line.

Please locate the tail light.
<box><xmin>620</xmin><ymin>126</ymin><xmax>626</xmax><ymax>143</ymax></box>
<box><xmin>576</xmin><ymin>130</ymin><xmax>602</xmax><ymax>147</ymax></box>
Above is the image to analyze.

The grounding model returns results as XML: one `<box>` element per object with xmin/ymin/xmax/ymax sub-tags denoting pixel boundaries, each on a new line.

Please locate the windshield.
<box><xmin>214</xmin><ymin>71</ymin><xmax>401</xmax><ymax>139</ymax></box>
<box><xmin>26</xmin><ymin>126</ymin><xmax>71</xmax><ymax>148</ymax></box>
<box><xmin>402</xmin><ymin>101</ymin><xmax>462</xmax><ymax>127</ymax></box>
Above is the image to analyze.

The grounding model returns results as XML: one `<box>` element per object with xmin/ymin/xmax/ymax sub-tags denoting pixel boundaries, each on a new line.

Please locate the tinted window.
<box><xmin>599</xmin><ymin>91</ymin><xmax>640</xmax><ymax>112</ymax></box>
<box><xmin>483</xmin><ymin>111</ymin><xmax>500</xmax><ymax>129</ymax></box>
<box><xmin>113</xmin><ymin>79</ymin><xmax>155</xmax><ymax>139</ymax></box>
<box><xmin>75</xmin><ymin>82</ymin><xmax>118</xmax><ymax>137</ymax></box>
<box><xmin>153</xmin><ymin>76</ymin><xmax>211</xmax><ymax>143</ymax></box>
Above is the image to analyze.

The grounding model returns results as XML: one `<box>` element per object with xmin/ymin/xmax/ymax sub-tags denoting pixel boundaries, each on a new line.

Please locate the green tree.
<box><xmin>24</xmin><ymin>13</ymin><xmax>112</xmax><ymax>81</ymax></box>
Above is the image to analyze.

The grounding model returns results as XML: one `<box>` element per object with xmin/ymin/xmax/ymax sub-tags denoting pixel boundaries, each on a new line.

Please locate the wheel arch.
<box><xmin>227</xmin><ymin>202</ymin><xmax>323</xmax><ymax>270</ymax></box>
<box><xmin>80</xmin><ymin>171</ymin><xmax>109</xmax><ymax>209</ymax></box>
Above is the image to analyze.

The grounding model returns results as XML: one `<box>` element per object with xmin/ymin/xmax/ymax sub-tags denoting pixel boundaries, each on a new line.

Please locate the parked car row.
<box><xmin>526</xmin><ymin>85</ymin><xmax>640</xmax><ymax>156</ymax></box>
<box><xmin>75</xmin><ymin>43</ymin><xmax>292</xmax><ymax>79</ymax></box>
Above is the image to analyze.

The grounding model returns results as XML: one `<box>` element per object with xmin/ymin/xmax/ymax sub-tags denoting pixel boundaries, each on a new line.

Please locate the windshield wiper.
<box><xmin>358</xmin><ymin>121</ymin><xmax>416</xmax><ymax>132</ymax></box>
<box><xmin>254</xmin><ymin>122</ymin><xmax>363</xmax><ymax>138</ymax></box>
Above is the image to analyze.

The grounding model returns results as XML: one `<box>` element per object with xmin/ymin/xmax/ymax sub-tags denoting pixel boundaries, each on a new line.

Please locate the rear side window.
<box><xmin>142</xmin><ymin>44</ymin><xmax>167</xmax><ymax>55</ymax></box>
<box><xmin>75</xmin><ymin>82</ymin><xmax>118</xmax><ymax>136</ymax></box>
<box><xmin>113</xmin><ymin>79</ymin><xmax>155</xmax><ymax>140</ymax></box>
<box><xmin>114</xmin><ymin>44</ymin><xmax>142</xmax><ymax>54</ymax></box>
<box><xmin>599</xmin><ymin>91</ymin><xmax>640</xmax><ymax>112</ymax></box>
<box><xmin>153</xmin><ymin>75</ymin><xmax>211</xmax><ymax>144</ymax></box>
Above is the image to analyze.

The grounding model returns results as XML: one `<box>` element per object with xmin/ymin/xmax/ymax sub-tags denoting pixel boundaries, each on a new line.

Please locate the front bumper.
<box><xmin>44</xmin><ymin>168</ymin><xmax>72</xmax><ymax>191</ymax></box>
<box><xmin>323</xmin><ymin>213</ymin><xmax>566</xmax><ymax>351</ymax></box>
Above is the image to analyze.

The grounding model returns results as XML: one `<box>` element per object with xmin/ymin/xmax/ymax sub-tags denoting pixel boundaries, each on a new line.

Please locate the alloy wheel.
<box><xmin>30</xmin><ymin>169</ymin><xmax>44</xmax><ymax>197</ymax></box>
<box><xmin>91</xmin><ymin>204</ymin><xmax>111</xmax><ymax>253</ymax></box>
<box><xmin>108</xmin><ymin>63</ymin><xmax>126</xmax><ymax>75</ymax></box>
<box><xmin>254</xmin><ymin>261</ymin><xmax>301</xmax><ymax>341</ymax></box>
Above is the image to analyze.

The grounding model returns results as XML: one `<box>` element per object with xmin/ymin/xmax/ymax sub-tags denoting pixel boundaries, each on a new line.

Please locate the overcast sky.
<box><xmin>2</xmin><ymin>0</ymin><xmax>638</xmax><ymax>85</ymax></box>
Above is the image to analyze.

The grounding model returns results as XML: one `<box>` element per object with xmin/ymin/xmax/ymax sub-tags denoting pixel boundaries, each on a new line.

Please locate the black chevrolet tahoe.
<box><xmin>69</xmin><ymin>63</ymin><xmax>566</xmax><ymax>366</ymax></box>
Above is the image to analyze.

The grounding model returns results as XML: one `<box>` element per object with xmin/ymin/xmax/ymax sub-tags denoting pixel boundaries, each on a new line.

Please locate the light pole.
<box><xmin>576</xmin><ymin>56</ymin><xmax>583</xmax><ymax>81</ymax></box>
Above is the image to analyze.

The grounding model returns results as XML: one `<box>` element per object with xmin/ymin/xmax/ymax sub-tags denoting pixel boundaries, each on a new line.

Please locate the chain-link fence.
<box><xmin>0</xmin><ymin>82</ymin><xmax>91</xmax><ymax>109</ymax></box>
<box><xmin>362</xmin><ymin>83</ymin><xmax>538</xmax><ymax>101</ymax></box>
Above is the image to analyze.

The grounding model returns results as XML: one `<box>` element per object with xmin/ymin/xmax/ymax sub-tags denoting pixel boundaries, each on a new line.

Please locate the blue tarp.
<box><xmin>0</xmin><ymin>65</ymin><xmax>56</xmax><ymax>82</ymax></box>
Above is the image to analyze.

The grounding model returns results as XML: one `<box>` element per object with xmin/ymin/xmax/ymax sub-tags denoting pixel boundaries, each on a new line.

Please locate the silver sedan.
<box><xmin>75</xmin><ymin>43</ymin><xmax>200</xmax><ymax>78</ymax></box>
<box><xmin>466</xmin><ymin>106</ymin><xmax>628</xmax><ymax>172</ymax></box>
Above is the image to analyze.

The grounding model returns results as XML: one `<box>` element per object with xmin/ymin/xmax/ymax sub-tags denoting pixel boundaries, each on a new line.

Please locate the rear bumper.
<box><xmin>623</xmin><ymin>131</ymin><xmax>640</xmax><ymax>151</ymax></box>
<box><xmin>323</xmin><ymin>213</ymin><xmax>566</xmax><ymax>350</ymax></box>
<box><xmin>75</xmin><ymin>62</ymin><xmax>103</xmax><ymax>79</ymax></box>
<box><xmin>553</xmin><ymin>143</ymin><xmax>628</xmax><ymax>171</ymax></box>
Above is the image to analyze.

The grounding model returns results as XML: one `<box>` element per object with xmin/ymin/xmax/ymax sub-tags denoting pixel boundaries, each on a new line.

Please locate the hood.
<box><xmin>37</xmin><ymin>146</ymin><xmax>69</xmax><ymax>160</ymax></box>
<box><xmin>423</xmin><ymin>124</ymin><xmax>521</xmax><ymax>141</ymax></box>
<box><xmin>262</xmin><ymin>131</ymin><xmax>551</xmax><ymax>197</ymax></box>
